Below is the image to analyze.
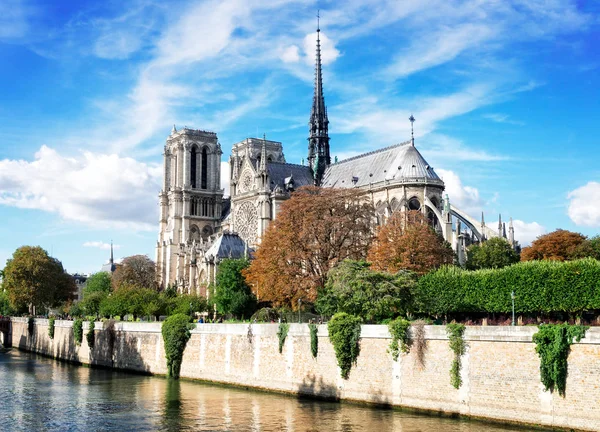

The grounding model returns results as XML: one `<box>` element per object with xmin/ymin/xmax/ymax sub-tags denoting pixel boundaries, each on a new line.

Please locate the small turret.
<box><xmin>509</xmin><ymin>217</ymin><xmax>515</xmax><ymax>245</ymax></box>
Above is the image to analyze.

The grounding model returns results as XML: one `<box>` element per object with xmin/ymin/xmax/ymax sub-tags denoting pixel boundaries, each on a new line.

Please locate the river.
<box><xmin>0</xmin><ymin>350</ymin><xmax>534</xmax><ymax>431</ymax></box>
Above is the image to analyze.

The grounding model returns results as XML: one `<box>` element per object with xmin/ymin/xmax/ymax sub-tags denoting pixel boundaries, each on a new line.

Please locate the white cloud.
<box><xmin>437</xmin><ymin>169</ymin><xmax>483</xmax><ymax>216</ymax></box>
<box><xmin>221</xmin><ymin>161</ymin><xmax>231</xmax><ymax>197</ymax></box>
<box><xmin>303</xmin><ymin>31</ymin><xmax>339</xmax><ymax>65</ymax></box>
<box><xmin>0</xmin><ymin>146</ymin><xmax>161</xmax><ymax>230</ymax></box>
<box><xmin>0</xmin><ymin>0</ymin><xmax>32</xmax><ymax>40</ymax></box>
<box><xmin>482</xmin><ymin>113</ymin><xmax>524</xmax><ymax>126</ymax></box>
<box><xmin>424</xmin><ymin>134</ymin><xmax>508</xmax><ymax>162</ymax></box>
<box><xmin>280</xmin><ymin>45</ymin><xmax>300</xmax><ymax>63</ymax></box>
<box><xmin>567</xmin><ymin>182</ymin><xmax>600</xmax><ymax>227</ymax></box>
<box><xmin>512</xmin><ymin>220</ymin><xmax>546</xmax><ymax>246</ymax></box>
<box><xmin>83</xmin><ymin>241</ymin><xmax>121</xmax><ymax>250</ymax></box>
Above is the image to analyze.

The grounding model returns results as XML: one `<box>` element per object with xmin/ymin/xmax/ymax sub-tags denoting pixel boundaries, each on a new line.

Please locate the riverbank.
<box><xmin>7</xmin><ymin>317</ymin><xmax>600</xmax><ymax>431</ymax></box>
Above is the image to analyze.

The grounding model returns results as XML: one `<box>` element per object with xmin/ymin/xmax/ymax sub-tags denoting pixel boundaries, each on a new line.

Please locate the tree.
<box><xmin>0</xmin><ymin>290</ymin><xmax>14</xmax><ymax>316</ymax></box>
<box><xmin>572</xmin><ymin>235</ymin><xmax>600</xmax><ymax>260</ymax></box>
<box><xmin>213</xmin><ymin>258</ymin><xmax>256</xmax><ymax>318</ymax></box>
<box><xmin>244</xmin><ymin>186</ymin><xmax>375</xmax><ymax>309</ymax></box>
<box><xmin>84</xmin><ymin>272</ymin><xmax>112</xmax><ymax>296</ymax></box>
<box><xmin>521</xmin><ymin>229</ymin><xmax>586</xmax><ymax>262</ymax></box>
<box><xmin>316</xmin><ymin>260</ymin><xmax>416</xmax><ymax>322</ymax></box>
<box><xmin>368</xmin><ymin>210</ymin><xmax>454</xmax><ymax>275</ymax></box>
<box><xmin>3</xmin><ymin>246</ymin><xmax>75</xmax><ymax>314</ymax></box>
<box><xmin>112</xmin><ymin>255</ymin><xmax>157</xmax><ymax>290</ymax></box>
<box><xmin>466</xmin><ymin>237</ymin><xmax>520</xmax><ymax>270</ymax></box>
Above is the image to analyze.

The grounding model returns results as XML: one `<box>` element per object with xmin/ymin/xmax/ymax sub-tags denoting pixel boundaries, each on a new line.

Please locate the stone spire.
<box><xmin>171</xmin><ymin>124</ymin><xmax>177</xmax><ymax>134</ymax></box>
<box><xmin>307</xmin><ymin>11</ymin><xmax>330</xmax><ymax>186</ymax></box>
<box><xmin>409</xmin><ymin>114</ymin><xmax>416</xmax><ymax>146</ymax></box>
<box><xmin>259</xmin><ymin>133</ymin><xmax>267</xmax><ymax>173</ymax></box>
<box><xmin>502</xmin><ymin>222</ymin><xmax>507</xmax><ymax>239</ymax></box>
<box><xmin>110</xmin><ymin>240</ymin><xmax>114</xmax><ymax>265</ymax></box>
<box><xmin>509</xmin><ymin>217</ymin><xmax>515</xmax><ymax>245</ymax></box>
<box><xmin>498</xmin><ymin>214</ymin><xmax>503</xmax><ymax>238</ymax></box>
<box><xmin>232</xmin><ymin>147</ymin><xmax>239</xmax><ymax>181</ymax></box>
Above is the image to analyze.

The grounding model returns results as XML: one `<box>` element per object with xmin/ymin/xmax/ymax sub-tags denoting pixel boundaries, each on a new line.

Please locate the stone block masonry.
<box><xmin>9</xmin><ymin>318</ymin><xmax>600</xmax><ymax>431</ymax></box>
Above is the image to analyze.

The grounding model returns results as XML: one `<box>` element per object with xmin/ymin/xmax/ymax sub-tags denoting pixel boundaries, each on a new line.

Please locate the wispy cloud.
<box><xmin>83</xmin><ymin>241</ymin><xmax>121</xmax><ymax>250</ymax></box>
<box><xmin>567</xmin><ymin>181</ymin><xmax>600</xmax><ymax>228</ymax></box>
<box><xmin>0</xmin><ymin>0</ymin><xmax>34</xmax><ymax>40</ymax></box>
<box><xmin>482</xmin><ymin>113</ymin><xmax>525</xmax><ymax>126</ymax></box>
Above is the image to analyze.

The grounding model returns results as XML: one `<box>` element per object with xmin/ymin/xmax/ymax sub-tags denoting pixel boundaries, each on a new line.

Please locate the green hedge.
<box><xmin>161</xmin><ymin>314</ymin><xmax>195</xmax><ymax>379</ymax></box>
<box><xmin>416</xmin><ymin>259</ymin><xmax>600</xmax><ymax>316</ymax></box>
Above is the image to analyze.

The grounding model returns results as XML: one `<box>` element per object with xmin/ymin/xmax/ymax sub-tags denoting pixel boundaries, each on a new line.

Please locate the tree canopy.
<box><xmin>521</xmin><ymin>229</ymin><xmax>587</xmax><ymax>262</ymax></box>
<box><xmin>316</xmin><ymin>260</ymin><xmax>416</xmax><ymax>322</ymax></box>
<box><xmin>84</xmin><ymin>272</ymin><xmax>112</xmax><ymax>296</ymax></box>
<box><xmin>2</xmin><ymin>246</ymin><xmax>75</xmax><ymax>313</ymax></box>
<box><xmin>244</xmin><ymin>186</ymin><xmax>375</xmax><ymax>309</ymax></box>
<box><xmin>466</xmin><ymin>237</ymin><xmax>520</xmax><ymax>270</ymax></box>
<box><xmin>213</xmin><ymin>258</ymin><xmax>256</xmax><ymax>318</ymax></box>
<box><xmin>368</xmin><ymin>210</ymin><xmax>454</xmax><ymax>275</ymax></box>
<box><xmin>112</xmin><ymin>255</ymin><xmax>157</xmax><ymax>290</ymax></box>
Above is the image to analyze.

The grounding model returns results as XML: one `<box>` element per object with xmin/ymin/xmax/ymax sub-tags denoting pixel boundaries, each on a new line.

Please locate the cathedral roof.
<box><xmin>205</xmin><ymin>232</ymin><xmax>248</xmax><ymax>260</ymax></box>
<box><xmin>321</xmin><ymin>141</ymin><xmax>442</xmax><ymax>189</ymax></box>
<box><xmin>267</xmin><ymin>162</ymin><xmax>313</xmax><ymax>191</ymax></box>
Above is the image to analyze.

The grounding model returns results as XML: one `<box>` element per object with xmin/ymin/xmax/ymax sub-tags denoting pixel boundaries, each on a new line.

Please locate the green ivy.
<box><xmin>27</xmin><ymin>316</ymin><xmax>34</xmax><ymax>336</ymax></box>
<box><xmin>73</xmin><ymin>319</ymin><xmax>83</xmax><ymax>345</ymax></box>
<box><xmin>532</xmin><ymin>324</ymin><xmax>588</xmax><ymax>397</ymax></box>
<box><xmin>86</xmin><ymin>320</ymin><xmax>95</xmax><ymax>349</ymax></box>
<box><xmin>161</xmin><ymin>314</ymin><xmax>195</xmax><ymax>379</ymax></box>
<box><xmin>308</xmin><ymin>323</ymin><xmax>318</xmax><ymax>358</ymax></box>
<box><xmin>328</xmin><ymin>313</ymin><xmax>361</xmax><ymax>379</ymax></box>
<box><xmin>48</xmin><ymin>316</ymin><xmax>55</xmax><ymax>339</ymax></box>
<box><xmin>388</xmin><ymin>318</ymin><xmax>411</xmax><ymax>361</ymax></box>
<box><xmin>277</xmin><ymin>322</ymin><xmax>289</xmax><ymax>354</ymax></box>
<box><xmin>446</xmin><ymin>323</ymin><xmax>466</xmax><ymax>389</ymax></box>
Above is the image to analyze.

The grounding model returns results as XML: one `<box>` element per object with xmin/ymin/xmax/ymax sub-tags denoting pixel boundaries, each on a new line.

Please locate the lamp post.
<box><xmin>298</xmin><ymin>299</ymin><xmax>302</xmax><ymax>324</ymax></box>
<box><xmin>511</xmin><ymin>291</ymin><xmax>515</xmax><ymax>326</ymax></box>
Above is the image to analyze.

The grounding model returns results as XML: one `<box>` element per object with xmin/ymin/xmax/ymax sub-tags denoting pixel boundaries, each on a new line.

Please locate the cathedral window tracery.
<box><xmin>201</xmin><ymin>147</ymin><xmax>208</xmax><ymax>189</ymax></box>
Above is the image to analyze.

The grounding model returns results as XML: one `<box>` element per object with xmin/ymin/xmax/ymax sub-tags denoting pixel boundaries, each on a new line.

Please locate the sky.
<box><xmin>0</xmin><ymin>0</ymin><xmax>599</xmax><ymax>274</ymax></box>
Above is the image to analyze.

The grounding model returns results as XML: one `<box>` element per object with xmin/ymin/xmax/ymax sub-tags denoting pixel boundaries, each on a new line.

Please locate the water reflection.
<box><xmin>0</xmin><ymin>350</ymin><xmax>533</xmax><ymax>431</ymax></box>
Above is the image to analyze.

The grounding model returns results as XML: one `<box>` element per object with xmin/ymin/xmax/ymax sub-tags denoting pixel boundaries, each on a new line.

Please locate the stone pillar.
<box><xmin>177</xmin><ymin>144</ymin><xmax>184</xmax><ymax>188</ymax></box>
<box><xmin>163</xmin><ymin>151</ymin><xmax>170</xmax><ymax>190</ymax></box>
<box><xmin>183</xmin><ymin>144</ymin><xmax>190</xmax><ymax>188</ymax></box>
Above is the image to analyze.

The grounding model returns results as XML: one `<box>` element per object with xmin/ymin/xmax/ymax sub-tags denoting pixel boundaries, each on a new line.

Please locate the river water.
<box><xmin>0</xmin><ymin>350</ymin><xmax>532</xmax><ymax>432</ymax></box>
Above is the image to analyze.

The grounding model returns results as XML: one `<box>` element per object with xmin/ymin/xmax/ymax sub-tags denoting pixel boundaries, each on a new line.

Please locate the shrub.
<box><xmin>27</xmin><ymin>316</ymin><xmax>34</xmax><ymax>336</ymax></box>
<box><xmin>388</xmin><ymin>318</ymin><xmax>411</xmax><ymax>361</ymax></box>
<box><xmin>161</xmin><ymin>314</ymin><xmax>195</xmax><ymax>379</ymax></box>
<box><xmin>532</xmin><ymin>324</ymin><xmax>588</xmax><ymax>396</ymax></box>
<box><xmin>73</xmin><ymin>319</ymin><xmax>83</xmax><ymax>345</ymax></box>
<box><xmin>86</xmin><ymin>320</ymin><xmax>95</xmax><ymax>349</ymax></box>
<box><xmin>328</xmin><ymin>313</ymin><xmax>361</xmax><ymax>379</ymax></box>
<box><xmin>277</xmin><ymin>322</ymin><xmax>289</xmax><ymax>354</ymax></box>
<box><xmin>446</xmin><ymin>323</ymin><xmax>466</xmax><ymax>389</ymax></box>
<box><xmin>48</xmin><ymin>316</ymin><xmax>55</xmax><ymax>339</ymax></box>
<box><xmin>308</xmin><ymin>323</ymin><xmax>318</xmax><ymax>358</ymax></box>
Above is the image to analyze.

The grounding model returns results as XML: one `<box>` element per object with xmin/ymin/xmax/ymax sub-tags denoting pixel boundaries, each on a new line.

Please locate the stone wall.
<box><xmin>9</xmin><ymin>318</ymin><xmax>600</xmax><ymax>431</ymax></box>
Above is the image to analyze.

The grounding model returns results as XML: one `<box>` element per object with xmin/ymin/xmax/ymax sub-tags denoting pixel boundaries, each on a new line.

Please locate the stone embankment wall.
<box><xmin>9</xmin><ymin>318</ymin><xmax>600</xmax><ymax>431</ymax></box>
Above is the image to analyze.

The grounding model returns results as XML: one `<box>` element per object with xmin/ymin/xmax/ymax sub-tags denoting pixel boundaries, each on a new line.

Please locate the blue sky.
<box><xmin>0</xmin><ymin>0</ymin><xmax>599</xmax><ymax>274</ymax></box>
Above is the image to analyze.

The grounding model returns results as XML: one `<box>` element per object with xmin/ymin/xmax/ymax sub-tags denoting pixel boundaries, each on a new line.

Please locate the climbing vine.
<box><xmin>328</xmin><ymin>313</ymin><xmax>362</xmax><ymax>379</ymax></box>
<box><xmin>27</xmin><ymin>316</ymin><xmax>34</xmax><ymax>336</ymax></box>
<box><xmin>532</xmin><ymin>324</ymin><xmax>588</xmax><ymax>397</ymax></box>
<box><xmin>162</xmin><ymin>314</ymin><xmax>195</xmax><ymax>379</ymax></box>
<box><xmin>73</xmin><ymin>319</ymin><xmax>83</xmax><ymax>346</ymax></box>
<box><xmin>388</xmin><ymin>318</ymin><xmax>411</xmax><ymax>361</ymax></box>
<box><xmin>48</xmin><ymin>316</ymin><xmax>55</xmax><ymax>339</ymax></box>
<box><xmin>446</xmin><ymin>323</ymin><xmax>466</xmax><ymax>389</ymax></box>
<box><xmin>86</xmin><ymin>320</ymin><xmax>95</xmax><ymax>349</ymax></box>
<box><xmin>277</xmin><ymin>322</ymin><xmax>289</xmax><ymax>354</ymax></box>
<box><xmin>308</xmin><ymin>323</ymin><xmax>318</xmax><ymax>358</ymax></box>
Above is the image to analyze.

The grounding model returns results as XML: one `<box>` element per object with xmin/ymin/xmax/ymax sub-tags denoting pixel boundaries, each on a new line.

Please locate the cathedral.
<box><xmin>156</xmin><ymin>25</ymin><xmax>518</xmax><ymax>293</ymax></box>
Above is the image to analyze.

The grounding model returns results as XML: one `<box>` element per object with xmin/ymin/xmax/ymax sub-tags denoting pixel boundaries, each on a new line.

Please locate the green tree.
<box><xmin>316</xmin><ymin>260</ymin><xmax>416</xmax><ymax>322</ymax></box>
<box><xmin>80</xmin><ymin>291</ymin><xmax>108</xmax><ymax>317</ymax></box>
<box><xmin>166</xmin><ymin>294</ymin><xmax>208</xmax><ymax>317</ymax></box>
<box><xmin>466</xmin><ymin>237</ymin><xmax>520</xmax><ymax>270</ymax></box>
<box><xmin>84</xmin><ymin>272</ymin><xmax>112</xmax><ymax>296</ymax></box>
<box><xmin>0</xmin><ymin>290</ymin><xmax>14</xmax><ymax>315</ymax></box>
<box><xmin>3</xmin><ymin>246</ymin><xmax>75</xmax><ymax>314</ymax></box>
<box><xmin>572</xmin><ymin>236</ymin><xmax>600</xmax><ymax>260</ymax></box>
<box><xmin>214</xmin><ymin>258</ymin><xmax>257</xmax><ymax>318</ymax></box>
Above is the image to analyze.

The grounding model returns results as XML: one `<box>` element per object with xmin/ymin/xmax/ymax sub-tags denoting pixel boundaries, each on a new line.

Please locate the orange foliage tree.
<box><xmin>243</xmin><ymin>186</ymin><xmax>375</xmax><ymax>309</ymax></box>
<box><xmin>368</xmin><ymin>210</ymin><xmax>454</xmax><ymax>275</ymax></box>
<box><xmin>521</xmin><ymin>229</ymin><xmax>587</xmax><ymax>261</ymax></box>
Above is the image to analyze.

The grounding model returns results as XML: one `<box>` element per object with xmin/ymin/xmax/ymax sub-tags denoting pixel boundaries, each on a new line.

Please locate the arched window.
<box><xmin>190</xmin><ymin>147</ymin><xmax>197</xmax><ymax>188</ymax></box>
<box><xmin>201</xmin><ymin>147</ymin><xmax>208</xmax><ymax>189</ymax></box>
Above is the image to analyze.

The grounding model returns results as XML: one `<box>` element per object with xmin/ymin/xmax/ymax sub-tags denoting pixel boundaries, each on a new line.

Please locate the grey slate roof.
<box><xmin>321</xmin><ymin>141</ymin><xmax>442</xmax><ymax>188</ymax></box>
<box><xmin>205</xmin><ymin>232</ymin><xmax>248</xmax><ymax>260</ymax></box>
<box><xmin>267</xmin><ymin>162</ymin><xmax>313</xmax><ymax>191</ymax></box>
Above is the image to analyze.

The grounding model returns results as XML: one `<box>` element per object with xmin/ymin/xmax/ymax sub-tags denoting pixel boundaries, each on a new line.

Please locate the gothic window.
<box><xmin>201</xmin><ymin>147</ymin><xmax>208</xmax><ymax>189</ymax></box>
<box><xmin>189</xmin><ymin>225</ymin><xmax>200</xmax><ymax>242</ymax></box>
<box><xmin>235</xmin><ymin>201</ymin><xmax>258</xmax><ymax>244</ymax></box>
<box><xmin>191</xmin><ymin>146</ymin><xmax>197</xmax><ymax>188</ymax></box>
<box><xmin>202</xmin><ymin>225</ymin><xmax>213</xmax><ymax>238</ymax></box>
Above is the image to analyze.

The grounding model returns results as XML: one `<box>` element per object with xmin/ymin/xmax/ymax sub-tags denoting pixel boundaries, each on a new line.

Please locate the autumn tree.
<box><xmin>112</xmin><ymin>255</ymin><xmax>157</xmax><ymax>290</ymax></box>
<box><xmin>3</xmin><ymin>246</ymin><xmax>75</xmax><ymax>314</ymax></box>
<box><xmin>466</xmin><ymin>237</ymin><xmax>520</xmax><ymax>270</ymax></box>
<box><xmin>244</xmin><ymin>186</ymin><xmax>375</xmax><ymax>309</ymax></box>
<box><xmin>521</xmin><ymin>229</ymin><xmax>587</xmax><ymax>261</ymax></box>
<box><xmin>368</xmin><ymin>210</ymin><xmax>454</xmax><ymax>275</ymax></box>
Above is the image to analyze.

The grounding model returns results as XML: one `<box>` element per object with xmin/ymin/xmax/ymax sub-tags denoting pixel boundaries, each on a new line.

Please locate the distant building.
<box><xmin>71</xmin><ymin>273</ymin><xmax>88</xmax><ymax>301</ymax></box>
<box><xmin>101</xmin><ymin>241</ymin><xmax>117</xmax><ymax>274</ymax></box>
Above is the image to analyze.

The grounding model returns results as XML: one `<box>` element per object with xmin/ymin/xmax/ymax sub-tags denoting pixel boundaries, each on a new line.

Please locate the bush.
<box><xmin>317</xmin><ymin>260</ymin><xmax>416</xmax><ymax>322</ymax></box>
<box><xmin>48</xmin><ymin>316</ymin><xmax>55</xmax><ymax>339</ymax></box>
<box><xmin>308</xmin><ymin>323</ymin><xmax>318</xmax><ymax>358</ymax></box>
<box><xmin>86</xmin><ymin>320</ymin><xmax>95</xmax><ymax>349</ymax></box>
<box><xmin>533</xmin><ymin>324</ymin><xmax>588</xmax><ymax>396</ymax></box>
<box><xmin>27</xmin><ymin>316</ymin><xmax>34</xmax><ymax>336</ymax></box>
<box><xmin>388</xmin><ymin>318</ymin><xmax>411</xmax><ymax>361</ymax></box>
<box><xmin>447</xmin><ymin>323</ymin><xmax>466</xmax><ymax>389</ymax></box>
<box><xmin>277</xmin><ymin>322</ymin><xmax>289</xmax><ymax>354</ymax></box>
<box><xmin>73</xmin><ymin>319</ymin><xmax>83</xmax><ymax>345</ymax></box>
<box><xmin>328</xmin><ymin>313</ymin><xmax>361</xmax><ymax>379</ymax></box>
<box><xmin>416</xmin><ymin>259</ymin><xmax>600</xmax><ymax>317</ymax></box>
<box><xmin>161</xmin><ymin>314</ymin><xmax>195</xmax><ymax>379</ymax></box>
